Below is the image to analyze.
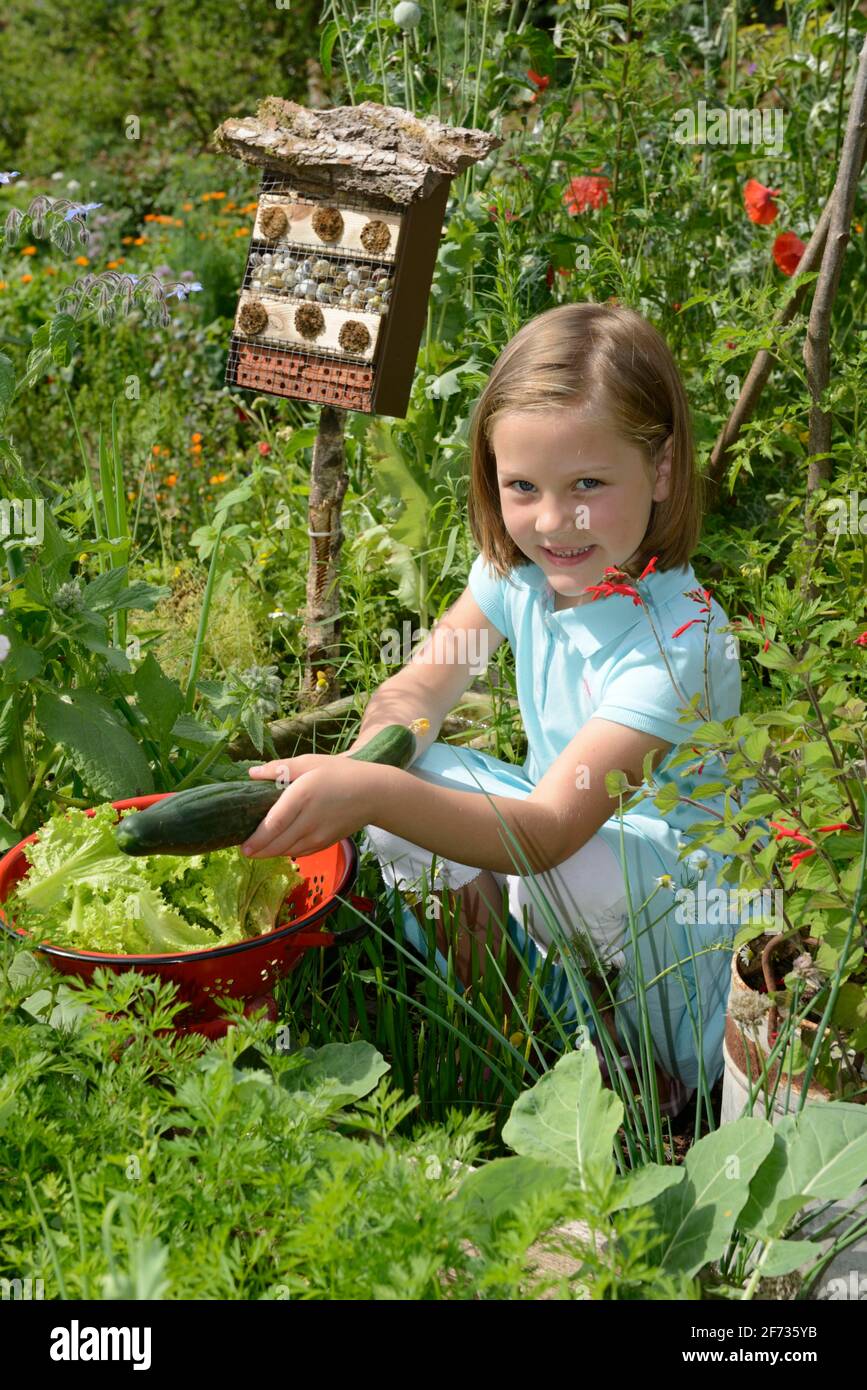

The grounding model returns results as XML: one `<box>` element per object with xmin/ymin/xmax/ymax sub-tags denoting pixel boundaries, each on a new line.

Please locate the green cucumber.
<box><xmin>113</xmin><ymin>722</ymin><xmax>420</xmax><ymax>856</ymax></box>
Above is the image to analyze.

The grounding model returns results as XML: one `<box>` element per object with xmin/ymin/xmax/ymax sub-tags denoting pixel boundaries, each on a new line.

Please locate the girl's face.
<box><xmin>490</xmin><ymin>404</ymin><xmax>672</xmax><ymax>608</ymax></box>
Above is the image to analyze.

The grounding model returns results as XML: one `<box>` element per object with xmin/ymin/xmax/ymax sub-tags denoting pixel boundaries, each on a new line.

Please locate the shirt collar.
<box><xmin>516</xmin><ymin>560</ymin><xmax>698</xmax><ymax>659</ymax></box>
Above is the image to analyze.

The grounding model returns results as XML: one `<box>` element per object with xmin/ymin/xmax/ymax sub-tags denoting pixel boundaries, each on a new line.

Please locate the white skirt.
<box><xmin>359</xmin><ymin>741</ymin><xmax>630</xmax><ymax>972</ymax></box>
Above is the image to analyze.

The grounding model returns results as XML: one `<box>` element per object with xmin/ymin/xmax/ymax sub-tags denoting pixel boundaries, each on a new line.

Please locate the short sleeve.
<box><xmin>467</xmin><ymin>552</ymin><xmax>508</xmax><ymax>638</ymax></box>
<box><xmin>593</xmin><ymin>624</ymin><xmax>742</xmax><ymax>746</ymax></box>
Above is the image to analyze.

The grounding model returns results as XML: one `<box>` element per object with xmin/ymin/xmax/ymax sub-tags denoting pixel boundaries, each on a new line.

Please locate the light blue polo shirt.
<box><xmin>456</xmin><ymin>550</ymin><xmax>752</xmax><ymax>1089</ymax></box>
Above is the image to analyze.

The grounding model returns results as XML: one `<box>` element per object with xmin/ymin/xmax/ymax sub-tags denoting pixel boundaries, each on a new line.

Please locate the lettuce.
<box><xmin>6</xmin><ymin>802</ymin><xmax>303</xmax><ymax>955</ymax></box>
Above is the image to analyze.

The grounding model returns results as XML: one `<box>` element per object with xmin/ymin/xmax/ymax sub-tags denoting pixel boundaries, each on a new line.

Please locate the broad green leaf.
<box><xmin>752</xmin><ymin>1237</ymin><xmax>823</xmax><ymax>1277</ymax></box>
<box><xmin>132</xmin><ymin>654</ymin><xmax>185</xmax><ymax>752</ymax></box>
<box><xmin>0</xmin><ymin>625</ymin><xmax>43</xmax><ymax>685</ymax></box>
<box><xmin>738</xmin><ymin>1103</ymin><xmax>867</xmax><ymax>1239</ymax></box>
<box><xmin>0</xmin><ymin>351</ymin><xmax>15</xmax><ymax>420</ymax></box>
<box><xmin>171</xmin><ymin>713</ymin><xmax>225</xmax><ymax>749</ymax></box>
<box><xmin>646</xmin><ymin>1117</ymin><xmax>775</xmax><ymax>1277</ymax></box>
<box><xmin>454</xmin><ymin>1155</ymin><xmax>572</xmax><ymax>1236</ymax></box>
<box><xmin>35</xmin><ymin>688</ymin><xmax>154</xmax><ymax>799</ymax></box>
<box><xmin>502</xmin><ymin>1045</ymin><xmax>623</xmax><ymax>1188</ymax></box>
<box><xmin>609</xmin><ymin>1162</ymin><xmax>684</xmax><ymax>1213</ymax></box>
<box><xmin>48</xmin><ymin>313</ymin><xmax>77</xmax><ymax>367</ymax></box>
<box><xmin>281</xmin><ymin>1041</ymin><xmax>389</xmax><ymax>1106</ymax></box>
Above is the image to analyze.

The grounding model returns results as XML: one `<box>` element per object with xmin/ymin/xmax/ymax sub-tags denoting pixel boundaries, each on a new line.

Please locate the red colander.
<box><xmin>0</xmin><ymin>792</ymin><xmax>375</xmax><ymax>1040</ymax></box>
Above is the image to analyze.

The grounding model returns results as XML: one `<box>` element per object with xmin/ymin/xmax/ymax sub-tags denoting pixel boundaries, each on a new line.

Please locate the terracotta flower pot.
<box><xmin>721</xmin><ymin>936</ymin><xmax>867</xmax><ymax>1124</ymax></box>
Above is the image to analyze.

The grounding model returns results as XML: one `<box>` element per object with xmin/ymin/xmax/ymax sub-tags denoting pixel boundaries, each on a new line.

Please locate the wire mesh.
<box><xmin>225</xmin><ymin>174</ymin><xmax>402</xmax><ymax>413</ymax></box>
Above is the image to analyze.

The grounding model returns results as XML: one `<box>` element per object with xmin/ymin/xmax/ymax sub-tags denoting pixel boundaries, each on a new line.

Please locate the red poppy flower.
<box><xmin>526</xmin><ymin>69</ymin><xmax>550</xmax><ymax>103</ymax></box>
<box><xmin>744</xmin><ymin>178</ymin><xmax>782</xmax><ymax>225</ymax></box>
<box><xmin>773</xmin><ymin>231</ymin><xmax>806</xmax><ymax>276</ymax></box>
<box><xmin>563</xmin><ymin>175</ymin><xmax>611</xmax><ymax>215</ymax></box>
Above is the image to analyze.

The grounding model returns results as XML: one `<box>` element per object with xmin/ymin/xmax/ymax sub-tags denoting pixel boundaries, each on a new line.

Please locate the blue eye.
<box><xmin>506</xmin><ymin>478</ymin><xmax>602</xmax><ymax>493</ymax></box>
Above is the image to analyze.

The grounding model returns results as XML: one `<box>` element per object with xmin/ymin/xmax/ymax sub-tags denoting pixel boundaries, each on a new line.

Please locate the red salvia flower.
<box><xmin>743</xmin><ymin>178</ymin><xmax>782</xmax><ymax>225</ymax></box>
<box><xmin>672</xmin><ymin>618</ymin><xmax>703</xmax><ymax>638</ymax></box>
<box><xmin>584</xmin><ymin>581</ymin><xmax>642</xmax><ymax>606</ymax></box>
<box><xmin>769</xmin><ymin>820</ymin><xmax>815</xmax><ymax>848</ymax></box>
<box><xmin>563</xmin><ymin>174</ymin><xmax>611</xmax><ymax>215</ymax></box>
<box><xmin>790</xmin><ymin>847</ymin><xmax>817</xmax><ymax>870</ymax></box>
<box><xmin>638</xmin><ymin>555</ymin><xmax>659</xmax><ymax>581</ymax></box>
<box><xmin>817</xmin><ymin>823</ymin><xmax>851</xmax><ymax>833</ymax></box>
<box><xmin>773</xmin><ymin>231</ymin><xmax>806</xmax><ymax>276</ymax></box>
<box><xmin>855</xmin><ymin>631</ymin><xmax>867</xmax><ymax>647</ymax></box>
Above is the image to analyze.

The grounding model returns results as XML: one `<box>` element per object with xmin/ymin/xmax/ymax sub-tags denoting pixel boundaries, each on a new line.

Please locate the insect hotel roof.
<box><xmin>213</xmin><ymin>98</ymin><xmax>501</xmax><ymax>418</ymax></box>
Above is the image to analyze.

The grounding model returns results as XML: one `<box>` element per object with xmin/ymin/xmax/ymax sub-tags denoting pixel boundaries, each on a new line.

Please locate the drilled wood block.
<box><xmin>254</xmin><ymin>193</ymin><xmax>401</xmax><ymax>261</ymax></box>
<box><xmin>234</xmin><ymin>290</ymin><xmax>380</xmax><ymax>361</ymax></box>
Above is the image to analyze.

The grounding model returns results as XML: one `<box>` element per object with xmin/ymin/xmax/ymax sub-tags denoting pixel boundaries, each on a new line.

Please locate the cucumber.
<box><xmin>113</xmin><ymin>722</ymin><xmax>420</xmax><ymax>856</ymax></box>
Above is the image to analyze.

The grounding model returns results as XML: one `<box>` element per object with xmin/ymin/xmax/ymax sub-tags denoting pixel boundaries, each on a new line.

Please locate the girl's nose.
<box><xmin>535</xmin><ymin>503</ymin><xmax>574</xmax><ymax>537</ymax></box>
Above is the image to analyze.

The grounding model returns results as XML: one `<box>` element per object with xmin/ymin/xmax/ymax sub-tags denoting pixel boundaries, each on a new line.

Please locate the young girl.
<box><xmin>240</xmin><ymin>303</ymin><xmax>745</xmax><ymax>1102</ymax></box>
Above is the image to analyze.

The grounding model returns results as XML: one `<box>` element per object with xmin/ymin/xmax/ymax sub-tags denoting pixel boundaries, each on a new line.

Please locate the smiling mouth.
<box><xmin>541</xmin><ymin>543</ymin><xmax>596</xmax><ymax>558</ymax></box>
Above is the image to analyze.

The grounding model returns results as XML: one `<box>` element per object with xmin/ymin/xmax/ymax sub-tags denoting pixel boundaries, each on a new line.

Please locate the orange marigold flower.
<box><xmin>165</xmin><ymin>474</ymin><xmax>178</xmax><ymax>487</ymax></box>
<box><xmin>44</xmin><ymin>266</ymin><xmax>57</xmax><ymax>275</ymax></box>
<box><xmin>152</xmin><ymin>445</ymin><xmax>161</xmax><ymax>456</ymax></box>
<box><xmin>133</xmin><ymin>236</ymin><xmax>146</xmax><ymax>246</ymax></box>
<box><xmin>20</xmin><ymin>273</ymin><xmax>32</xmax><ymax>283</ymax></box>
<box><xmin>182</xmin><ymin>201</ymin><xmax>193</xmax><ymax>211</ymax></box>
<box><xmin>75</xmin><ymin>255</ymin><xmax>89</xmax><ymax>266</ymax></box>
<box><xmin>22</xmin><ymin>245</ymin><xmax>37</xmax><ymax>256</ymax></box>
<box><xmin>0</xmin><ymin>281</ymin><xmax>7</xmax><ymax>291</ymax></box>
<box><xmin>743</xmin><ymin>178</ymin><xmax>782</xmax><ymax>225</ymax></box>
<box><xmin>144</xmin><ymin>214</ymin><xmax>156</xmax><ymax>222</ymax></box>
<box><xmin>161</xmin><ymin>445</ymin><xmax>171</xmax><ymax>456</ymax></box>
<box><xmin>191</xmin><ymin>442</ymin><xmax>203</xmax><ymax>454</ymax></box>
<box><xmin>106</xmin><ymin>260</ymin><xmax>120</xmax><ymax>269</ymax></box>
<box><xmin>121</xmin><ymin>236</ymin><xmax>134</xmax><ymax>244</ymax></box>
<box><xmin>191</xmin><ymin>431</ymin><xmax>203</xmax><ymax>443</ymax></box>
<box><xmin>209</xmin><ymin>472</ymin><xmax>228</xmax><ymax>484</ymax></box>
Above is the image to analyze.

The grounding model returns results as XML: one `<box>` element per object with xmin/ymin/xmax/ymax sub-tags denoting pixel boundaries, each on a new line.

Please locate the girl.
<box><xmin>240</xmin><ymin>303</ymin><xmax>745</xmax><ymax>1105</ymax></box>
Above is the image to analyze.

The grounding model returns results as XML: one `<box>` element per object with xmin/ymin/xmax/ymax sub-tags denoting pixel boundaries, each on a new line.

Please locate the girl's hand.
<box><xmin>241</xmin><ymin>755</ymin><xmax>374</xmax><ymax>859</ymax></box>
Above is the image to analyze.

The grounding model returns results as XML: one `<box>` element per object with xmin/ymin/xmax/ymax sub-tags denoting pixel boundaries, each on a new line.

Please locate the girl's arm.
<box><xmin>362</xmin><ymin>716</ymin><xmax>673</xmax><ymax>877</ymax></box>
<box><xmin>342</xmin><ymin>586</ymin><xmax>507</xmax><ymax>766</ymax></box>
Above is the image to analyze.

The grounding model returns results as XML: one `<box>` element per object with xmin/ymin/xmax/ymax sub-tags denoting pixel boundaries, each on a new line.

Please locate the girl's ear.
<box><xmin>651</xmin><ymin>434</ymin><xmax>673</xmax><ymax>503</ymax></box>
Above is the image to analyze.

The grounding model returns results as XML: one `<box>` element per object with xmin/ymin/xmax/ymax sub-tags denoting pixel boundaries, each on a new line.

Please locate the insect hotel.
<box><xmin>213</xmin><ymin>98</ymin><xmax>500</xmax><ymax>418</ymax></box>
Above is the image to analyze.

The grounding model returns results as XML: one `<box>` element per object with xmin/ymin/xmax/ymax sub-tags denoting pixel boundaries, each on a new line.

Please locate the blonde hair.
<box><xmin>466</xmin><ymin>303</ymin><xmax>704</xmax><ymax>582</ymax></box>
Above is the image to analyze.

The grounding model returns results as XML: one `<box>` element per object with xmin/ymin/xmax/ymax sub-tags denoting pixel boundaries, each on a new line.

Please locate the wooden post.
<box><xmin>301</xmin><ymin>404</ymin><xmax>347</xmax><ymax>709</ymax></box>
